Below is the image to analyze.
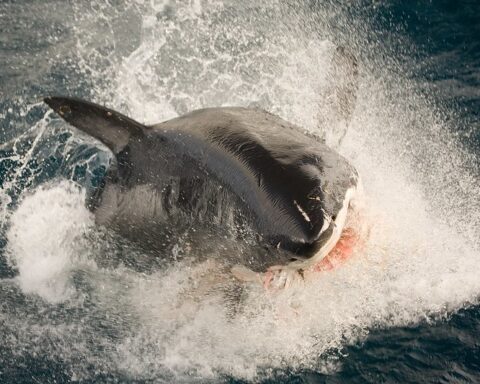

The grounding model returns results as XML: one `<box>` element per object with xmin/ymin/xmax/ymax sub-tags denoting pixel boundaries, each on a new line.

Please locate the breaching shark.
<box><xmin>45</xmin><ymin>47</ymin><xmax>361</xmax><ymax>289</ymax></box>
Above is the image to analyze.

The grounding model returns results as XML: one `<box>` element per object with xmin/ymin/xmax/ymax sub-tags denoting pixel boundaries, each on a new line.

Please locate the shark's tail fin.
<box><xmin>44</xmin><ymin>97</ymin><xmax>147</xmax><ymax>154</ymax></box>
<box><xmin>330</xmin><ymin>46</ymin><xmax>359</xmax><ymax>124</ymax></box>
<box><xmin>318</xmin><ymin>46</ymin><xmax>359</xmax><ymax>148</ymax></box>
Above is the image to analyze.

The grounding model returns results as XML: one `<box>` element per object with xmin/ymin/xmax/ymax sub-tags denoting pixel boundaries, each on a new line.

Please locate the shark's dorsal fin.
<box><xmin>44</xmin><ymin>97</ymin><xmax>146</xmax><ymax>154</ymax></box>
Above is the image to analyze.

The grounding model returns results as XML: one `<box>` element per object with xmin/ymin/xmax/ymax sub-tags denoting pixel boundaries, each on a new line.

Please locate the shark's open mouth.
<box><xmin>311</xmin><ymin>226</ymin><xmax>360</xmax><ymax>273</ymax></box>
<box><xmin>259</xmin><ymin>196</ymin><xmax>365</xmax><ymax>290</ymax></box>
<box><xmin>310</xmin><ymin>187</ymin><xmax>364</xmax><ymax>273</ymax></box>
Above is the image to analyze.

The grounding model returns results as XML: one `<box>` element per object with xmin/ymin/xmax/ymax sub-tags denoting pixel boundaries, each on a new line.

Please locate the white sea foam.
<box><xmin>6</xmin><ymin>182</ymin><xmax>94</xmax><ymax>303</ymax></box>
<box><xmin>3</xmin><ymin>0</ymin><xmax>479</xmax><ymax>382</ymax></box>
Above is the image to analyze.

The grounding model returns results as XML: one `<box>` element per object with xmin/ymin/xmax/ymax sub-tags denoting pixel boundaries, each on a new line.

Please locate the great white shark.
<box><xmin>44</xmin><ymin>47</ymin><xmax>360</xmax><ymax>289</ymax></box>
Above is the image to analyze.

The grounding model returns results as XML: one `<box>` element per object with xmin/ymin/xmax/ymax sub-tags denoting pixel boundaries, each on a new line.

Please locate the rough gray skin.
<box><xmin>44</xmin><ymin>47</ymin><xmax>359</xmax><ymax>273</ymax></box>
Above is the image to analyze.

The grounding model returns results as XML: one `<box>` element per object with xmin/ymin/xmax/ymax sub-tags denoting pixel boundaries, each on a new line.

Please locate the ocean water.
<box><xmin>0</xmin><ymin>0</ymin><xmax>479</xmax><ymax>383</ymax></box>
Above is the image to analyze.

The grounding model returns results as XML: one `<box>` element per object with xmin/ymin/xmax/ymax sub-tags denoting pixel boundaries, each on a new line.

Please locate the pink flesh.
<box><xmin>260</xmin><ymin>227</ymin><xmax>361</xmax><ymax>290</ymax></box>
<box><xmin>311</xmin><ymin>227</ymin><xmax>359</xmax><ymax>272</ymax></box>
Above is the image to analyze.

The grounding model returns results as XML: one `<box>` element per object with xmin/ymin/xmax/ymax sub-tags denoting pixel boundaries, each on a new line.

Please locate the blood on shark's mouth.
<box><xmin>310</xmin><ymin>226</ymin><xmax>360</xmax><ymax>273</ymax></box>
<box><xmin>259</xmin><ymin>201</ymin><xmax>365</xmax><ymax>291</ymax></box>
<box><xmin>260</xmin><ymin>225</ymin><xmax>360</xmax><ymax>290</ymax></box>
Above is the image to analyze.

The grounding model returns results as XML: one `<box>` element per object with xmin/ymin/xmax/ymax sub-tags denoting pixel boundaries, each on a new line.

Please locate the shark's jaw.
<box><xmin>295</xmin><ymin>184</ymin><xmax>359</xmax><ymax>270</ymax></box>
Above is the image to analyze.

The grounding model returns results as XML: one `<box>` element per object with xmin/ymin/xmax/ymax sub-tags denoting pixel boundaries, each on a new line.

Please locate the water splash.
<box><xmin>1</xmin><ymin>0</ymin><xmax>479</xmax><ymax>382</ymax></box>
<box><xmin>6</xmin><ymin>182</ymin><xmax>94</xmax><ymax>302</ymax></box>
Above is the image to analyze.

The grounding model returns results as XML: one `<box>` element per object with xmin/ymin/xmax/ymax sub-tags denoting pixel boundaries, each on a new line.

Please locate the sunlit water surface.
<box><xmin>0</xmin><ymin>1</ymin><xmax>479</xmax><ymax>382</ymax></box>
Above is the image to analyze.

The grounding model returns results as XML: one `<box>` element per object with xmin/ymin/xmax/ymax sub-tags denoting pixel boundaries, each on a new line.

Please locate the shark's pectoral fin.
<box><xmin>44</xmin><ymin>96</ymin><xmax>146</xmax><ymax>154</ymax></box>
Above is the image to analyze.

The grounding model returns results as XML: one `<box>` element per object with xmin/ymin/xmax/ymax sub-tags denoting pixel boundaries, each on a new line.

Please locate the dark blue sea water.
<box><xmin>0</xmin><ymin>1</ymin><xmax>479</xmax><ymax>383</ymax></box>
